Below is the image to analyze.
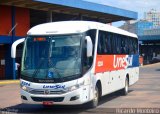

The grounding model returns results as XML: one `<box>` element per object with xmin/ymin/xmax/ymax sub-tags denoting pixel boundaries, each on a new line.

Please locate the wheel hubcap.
<box><xmin>94</xmin><ymin>88</ymin><xmax>98</xmax><ymax>102</ymax></box>
<box><xmin>125</xmin><ymin>79</ymin><xmax>128</xmax><ymax>92</ymax></box>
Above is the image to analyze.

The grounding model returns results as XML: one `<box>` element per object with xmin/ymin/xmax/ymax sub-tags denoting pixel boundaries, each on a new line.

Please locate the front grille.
<box><xmin>31</xmin><ymin>96</ymin><xmax>64</xmax><ymax>102</ymax></box>
<box><xmin>29</xmin><ymin>89</ymin><xmax>66</xmax><ymax>95</ymax></box>
<box><xmin>29</xmin><ymin>90</ymin><xmax>44</xmax><ymax>94</ymax></box>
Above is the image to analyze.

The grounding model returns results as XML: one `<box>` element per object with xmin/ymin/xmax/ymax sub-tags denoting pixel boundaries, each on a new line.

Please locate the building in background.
<box><xmin>120</xmin><ymin>9</ymin><xmax>160</xmax><ymax>64</ymax></box>
<box><xmin>120</xmin><ymin>20</ymin><xmax>137</xmax><ymax>34</ymax></box>
<box><xmin>121</xmin><ymin>9</ymin><xmax>160</xmax><ymax>35</ymax></box>
<box><xmin>144</xmin><ymin>9</ymin><xmax>160</xmax><ymax>27</ymax></box>
<box><xmin>134</xmin><ymin>20</ymin><xmax>153</xmax><ymax>36</ymax></box>
<box><xmin>120</xmin><ymin>20</ymin><xmax>153</xmax><ymax>36</ymax></box>
<box><xmin>140</xmin><ymin>27</ymin><xmax>160</xmax><ymax>63</ymax></box>
<box><xmin>144</xmin><ymin>27</ymin><xmax>160</xmax><ymax>36</ymax></box>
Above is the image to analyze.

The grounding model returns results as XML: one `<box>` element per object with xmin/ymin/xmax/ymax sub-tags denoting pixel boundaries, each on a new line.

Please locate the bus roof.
<box><xmin>27</xmin><ymin>21</ymin><xmax>137</xmax><ymax>38</ymax></box>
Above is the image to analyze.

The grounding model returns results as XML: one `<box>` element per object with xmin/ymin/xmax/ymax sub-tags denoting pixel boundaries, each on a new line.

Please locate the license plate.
<box><xmin>43</xmin><ymin>101</ymin><xmax>54</xmax><ymax>105</ymax></box>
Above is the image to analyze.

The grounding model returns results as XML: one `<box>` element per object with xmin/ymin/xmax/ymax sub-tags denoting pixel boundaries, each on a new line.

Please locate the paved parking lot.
<box><xmin>0</xmin><ymin>63</ymin><xmax>160</xmax><ymax>114</ymax></box>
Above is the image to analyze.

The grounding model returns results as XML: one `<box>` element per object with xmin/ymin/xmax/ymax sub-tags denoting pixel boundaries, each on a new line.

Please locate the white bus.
<box><xmin>11</xmin><ymin>21</ymin><xmax>139</xmax><ymax>108</ymax></box>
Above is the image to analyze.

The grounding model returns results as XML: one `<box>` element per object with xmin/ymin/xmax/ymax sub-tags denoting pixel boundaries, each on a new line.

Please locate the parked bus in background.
<box><xmin>11</xmin><ymin>21</ymin><xmax>139</xmax><ymax>108</ymax></box>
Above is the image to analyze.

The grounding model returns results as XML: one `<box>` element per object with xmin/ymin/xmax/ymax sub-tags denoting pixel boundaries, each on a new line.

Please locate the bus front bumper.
<box><xmin>20</xmin><ymin>85</ymin><xmax>91</xmax><ymax>105</ymax></box>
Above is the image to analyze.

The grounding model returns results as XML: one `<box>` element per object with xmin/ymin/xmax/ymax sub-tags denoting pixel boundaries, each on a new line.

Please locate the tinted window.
<box><xmin>97</xmin><ymin>30</ymin><xmax>138</xmax><ymax>55</ymax></box>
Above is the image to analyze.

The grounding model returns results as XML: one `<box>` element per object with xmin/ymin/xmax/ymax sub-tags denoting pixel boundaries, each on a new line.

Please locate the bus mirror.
<box><xmin>85</xmin><ymin>36</ymin><xmax>93</xmax><ymax>57</ymax></box>
<box><xmin>11</xmin><ymin>38</ymin><xmax>25</xmax><ymax>58</ymax></box>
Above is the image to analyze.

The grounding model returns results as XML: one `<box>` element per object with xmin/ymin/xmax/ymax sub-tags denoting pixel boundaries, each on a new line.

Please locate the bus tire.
<box><xmin>89</xmin><ymin>86</ymin><xmax>99</xmax><ymax>108</ymax></box>
<box><xmin>121</xmin><ymin>77</ymin><xmax>129</xmax><ymax>96</ymax></box>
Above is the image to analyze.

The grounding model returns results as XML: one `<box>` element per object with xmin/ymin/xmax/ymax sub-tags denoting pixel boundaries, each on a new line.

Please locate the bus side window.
<box><xmin>107</xmin><ymin>33</ymin><xmax>112</xmax><ymax>54</ymax></box>
<box><xmin>117</xmin><ymin>35</ymin><xmax>121</xmax><ymax>54</ymax></box>
<box><xmin>98</xmin><ymin>30</ymin><xmax>138</xmax><ymax>55</ymax></box>
<box><xmin>135</xmin><ymin>39</ymin><xmax>138</xmax><ymax>54</ymax></box>
<box><xmin>104</xmin><ymin>33</ymin><xmax>109</xmax><ymax>53</ymax></box>
<box><xmin>125</xmin><ymin>36</ymin><xmax>129</xmax><ymax>54</ymax></box>
<box><xmin>133</xmin><ymin>38</ymin><xmax>138</xmax><ymax>54</ymax></box>
<box><xmin>130</xmin><ymin>38</ymin><xmax>134</xmax><ymax>55</ymax></box>
<box><xmin>126</xmin><ymin>37</ymin><xmax>130</xmax><ymax>54</ymax></box>
<box><xmin>97</xmin><ymin>35</ymin><xmax>102</xmax><ymax>54</ymax></box>
<box><xmin>121</xmin><ymin>37</ymin><xmax>125</xmax><ymax>54</ymax></box>
<box><xmin>97</xmin><ymin>31</ymin><xmax>109</xmax><ymax>54</ymax></box>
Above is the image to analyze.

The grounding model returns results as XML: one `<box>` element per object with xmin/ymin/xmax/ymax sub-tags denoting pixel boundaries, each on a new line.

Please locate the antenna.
<box><xmin>8</xmin><ymin>23</ymin><xmax>18</xmax><ymax>36</ymax></box>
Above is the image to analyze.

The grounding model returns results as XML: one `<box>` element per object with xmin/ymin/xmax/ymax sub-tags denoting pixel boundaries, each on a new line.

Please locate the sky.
<box><xmin>84</xmin><ymin>0</ymin><xmax>160</xmax><ymax>26</ymax></box>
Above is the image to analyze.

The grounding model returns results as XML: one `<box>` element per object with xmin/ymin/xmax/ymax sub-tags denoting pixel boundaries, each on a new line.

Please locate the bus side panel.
<box><xmin>128</xmin><ymin>54</ymin><xmax>139</xmax><ymax>86</ymax></box>
<box><xmin>94</xmin><ymin>72</ymin><xmax>111</xmax><ymax>96</ymax></box>
<box><xmin>95</xmin><ymin>54</ymin><xmax>139</xmax><ymax>96</ymax></box>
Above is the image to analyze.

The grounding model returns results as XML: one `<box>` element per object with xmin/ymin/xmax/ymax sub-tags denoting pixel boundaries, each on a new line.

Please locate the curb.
<box><xmin>141</xmin><ymin>62</ymin><xmax>160</xmax><ymax>67</ymax></box>
<box><xmin>0</xmin><ymin>80</ymin><xmax>20</xmax><ymax>85</ymax></box>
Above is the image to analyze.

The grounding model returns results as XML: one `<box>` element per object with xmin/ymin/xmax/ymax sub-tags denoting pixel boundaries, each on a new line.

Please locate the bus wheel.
<box><xmin>121</xmin><ymin>77</ymin><xmax>129</xmax><ymax>95</ymax></box>
<box><xmin>89</xmin><ymin>86</ymin><xmax>99</xmax><ymax>108</ymax></box>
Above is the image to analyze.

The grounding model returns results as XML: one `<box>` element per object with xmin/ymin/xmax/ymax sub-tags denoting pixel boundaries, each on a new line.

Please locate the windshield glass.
<box><xmin>21</xmin><ymin>34</ymin><xmax>82</xmax><ymax>82</ymax></box>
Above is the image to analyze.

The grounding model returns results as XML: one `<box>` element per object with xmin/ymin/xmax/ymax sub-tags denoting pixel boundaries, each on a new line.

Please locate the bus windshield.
<box><xmin>21</xmin><ymin>34</ymin><xmax>82</xmax><ymax>83</ymax></box>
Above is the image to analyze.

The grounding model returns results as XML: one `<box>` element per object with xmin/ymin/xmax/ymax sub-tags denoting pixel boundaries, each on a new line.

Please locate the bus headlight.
<box><xmin>21</xmin><ymin>86</ymin><xmax>30</xmax><ymax>92</ymax></box>
<box><xmin>67</xmin><ymin>81</ymin><xmax>84</xmax><ymax>92</ymax></box>
<box><xmin>68</xmin><ymin>85</ymin><xmax>79</xmax><ymax>91</ymax></box>
<box><xmin>22</xmin><ymin>86</ymin><xmax>27</xmax><ymax>91</ymax></box>
<box><xmin>20</xmin><ymin>84</ymin><xmax>31</xmax><ymax>92</ymax></box>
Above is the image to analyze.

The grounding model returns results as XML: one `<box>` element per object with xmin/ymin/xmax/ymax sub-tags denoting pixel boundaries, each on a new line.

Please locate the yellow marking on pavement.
<box><xmin>0</xmin><ymin>80</ymin><xmax>20</xmax><ymax>85</ymax></box>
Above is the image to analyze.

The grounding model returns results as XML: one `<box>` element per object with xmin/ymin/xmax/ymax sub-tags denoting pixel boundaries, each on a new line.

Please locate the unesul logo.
<box><xmin>43</xmin><ymin>85</ymin><xmax>65</xmax><ymax>89</ymax></box>
<box><xmin>113</xmin><ymin>55</ymin><xmax>133</xmax><ymax>69</ymax></box>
